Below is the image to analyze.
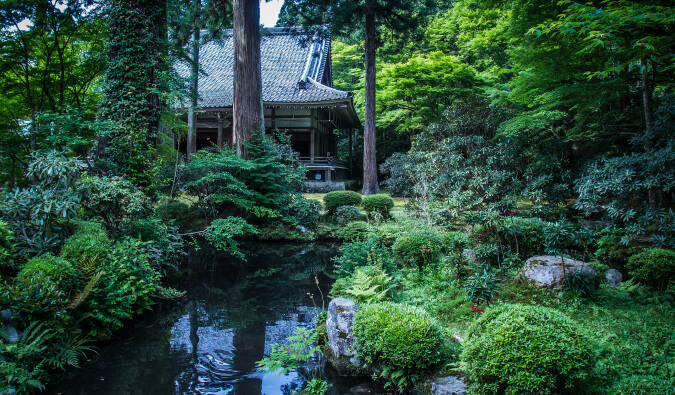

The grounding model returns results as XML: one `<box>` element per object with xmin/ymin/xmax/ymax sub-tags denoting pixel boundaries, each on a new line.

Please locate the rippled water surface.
<box><xmin>48</xmin><ymin>242</ymin><xmax>362</xmax><ymax>395</ymax></box>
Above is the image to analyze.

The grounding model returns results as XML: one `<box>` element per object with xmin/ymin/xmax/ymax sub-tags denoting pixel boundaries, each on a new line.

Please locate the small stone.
<box><xmin>326</xmin><ymin>298</ymin><xmax>359</xmax><ymax>372</ymax></box>
<box><xmin>5</xmin><ymin>325</ymin><xmax>19</xmax><ymax>343</ymax></box>
<box><xmin>431</xmin><ymin>376</ymin><xmax>467</xmax><ymax>395</ymax></box>
<box><xmin>349</xmin><ymin>382</ymin><xmax>382</xmax><ymax>395</ymax></box>
<box><xmin>605</xmin><ymin>269</ymin><xmax>622</xmax><ymax>287</ymax></box>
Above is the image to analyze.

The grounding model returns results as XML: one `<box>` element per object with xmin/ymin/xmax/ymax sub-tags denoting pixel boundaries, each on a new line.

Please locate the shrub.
<box><xmin>361</xmin><ymin>194</ymin><xmax>394</xmax><ymax>217</ymax></box>
<box><xmin>323</xmin><ymin>191</ymin><xmax>362</xmax><ymax>213</ymax></box>
<box><xmin>18</xmin><ymin>254</ymin><xmax>78</xmax><ymax>295</ymax></box>
<box><xmin>440</xmin><ymin>231</ymin><xmax>469</xmax><ymax>254</ymax></box>
<box><xmin>59</xmin><ymin>221</ymin><xmax>110</xmax><ymax>272</ymax></box>
<box><xmin>340</xmin><ymin>221</ymin><xmax>374</xmax><ymax>241</ymax></box>
<box><xmin>333</xmin><ymin>237</ymin><xmax>396</xmax><ymax>276</ymax></box>
<box><xmin>393</xmin><ymin>229</ymin><xmax>444</xmax><ymax>270</ymax></box>
<box><xmin>121</xmin><ymin>217</ymin><xmax>184</xmax><ymax>272</ymax></box>
<box><xmin>0</xmin><ymin>220</ymin><xmax>15</xmax><ymax>268</ymax></box>
<box><xmin>3</xmin><ymin>272</ymin><xmax>68</xmax><ymax>325</ymax></box>
<box><xmin>155</xmin><ymin>201</ymin><xmax>190</xmax><ymax>226</ymax></box>
<box><xmin>498</xmin><ymin>217</ymin><xmax>547</xmax><ymax>259</ymax></box>
<box><xmin>462</xmin><ymin>304</ymin><xmax>595</xmax><ymax>394</ymax></box>
<box><xmin>353</xmin><ymin>302</ymin><xmax>445</xmax><ymax>390</ymax></box>
<box><xmin>627</xmin><ymin>248</ymin><xmax>675</xmax><ymax>290</ymax></box>
<box><xmin>333</xmin><ymin>205</ymin><xmax>362</xmax><ymax>226</ymax></box>
<box><xmin>610</xmin><ymin>375</ymin><xmax>674</xmax><ymax>395</ymax></box>
<box><xmin>286</xmin><ymin>195</ymin><xmax>321</xmax><ymax>228</ymax></box>
<box><xmin>380</xmin><ymin>152</ymin><xmax>412</xmax><ymax>197</ymax></box>
<box><xmin>84</xmin><ymin>237</ymin><xmax>160</xmax><ymax>337</ymax></box>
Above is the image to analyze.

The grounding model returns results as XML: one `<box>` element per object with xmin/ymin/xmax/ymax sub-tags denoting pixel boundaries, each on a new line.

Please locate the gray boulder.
<box><xmin>326</xmin><ymin>298</ymin><xmax>360</xmax><ymax>372</ymax></box>
<box><xmin>605</xmin><ymin>269</ymin><xmax>622</xmax><ymax>287</ymax></box>
<box><xmin>521</xmin><ymin>255</ymin><xmax>597</xmax><ymax>288</ymax></box>
<box><xmin>431</xmin><ymin>376</ymin><xmax>467</xmax><ymax>395</ymax></box>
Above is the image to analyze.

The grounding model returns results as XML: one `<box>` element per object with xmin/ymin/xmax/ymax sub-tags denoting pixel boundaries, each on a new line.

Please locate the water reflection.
<box><xmin>48</xmin><ymin>242</ymin><xmax>339</xmax><ymax>395</ymax></box>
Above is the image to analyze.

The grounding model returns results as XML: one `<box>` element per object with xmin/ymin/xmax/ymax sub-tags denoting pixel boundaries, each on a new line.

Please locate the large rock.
<box><xmin>521</xmin><ymin>255</ymin><xmax>597</xmax><ymax>288</ymax></box>
<box><xmin>326</xmin><ymin>298</ymin><xmax>360</xmax><ymax>372</ymax></box>
<box><xmin>430</xmin><ymin>376</ymin><xmax>467</xmax><ymax>395</ymax></box>
<box><xmin>605</xmin><ymin>269</ymin><xmax>622</xmax><ymax>287</ymax></box>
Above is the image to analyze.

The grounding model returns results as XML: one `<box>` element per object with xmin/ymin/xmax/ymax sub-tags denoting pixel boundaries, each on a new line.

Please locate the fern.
<box><xmin>67</xmin><ymin>271</ymin><xmax>105</xmax><ymax>310</ymax></box>
<box><xmin>345</xmin><ymin>266</ymin><xmax>393</xmax><ymax>303</ymax></box>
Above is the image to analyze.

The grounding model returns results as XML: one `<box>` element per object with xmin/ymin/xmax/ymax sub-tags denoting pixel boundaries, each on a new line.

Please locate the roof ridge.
<box><xmin>306</xmin><ymin>77</ymin><xmax>350</xmax><ymax>96</ymax></box>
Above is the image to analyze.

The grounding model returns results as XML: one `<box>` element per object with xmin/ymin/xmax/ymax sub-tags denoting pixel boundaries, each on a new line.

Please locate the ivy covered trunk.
<box><xmin>186</xmin><ymin>13</ymin><xmax>200</xmax><ymax>161</ymax></box>
<box><xmin>362</xmin><ymin>4</ymin><xmax>380</xmax><ymax>195</ymax></box>
<box><xmin>99</xmin><ymin>0</ymin><xmax>168</xmax><ymax>186</ymax></box>
<box><xmin>233</xmin><ymin>0</ymin><xmax>263</xmax><ymax>159</ymax></box>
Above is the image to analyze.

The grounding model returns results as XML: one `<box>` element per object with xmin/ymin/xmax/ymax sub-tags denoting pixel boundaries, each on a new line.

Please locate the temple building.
<box><xmin>176</xmin><ymin>27</ymin><xmax>360</xmax><ymax>184</ymax></box>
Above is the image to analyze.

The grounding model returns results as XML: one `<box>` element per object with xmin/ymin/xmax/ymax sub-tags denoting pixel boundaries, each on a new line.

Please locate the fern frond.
<box><xmin>67</xmin><ymin>271</ymin><xmax>105</xmax><ymax>310</ymax></box>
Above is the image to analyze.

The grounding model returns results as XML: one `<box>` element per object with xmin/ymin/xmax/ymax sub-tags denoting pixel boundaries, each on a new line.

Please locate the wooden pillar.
<box><xmin>217</xmin><ymin>120</ymin><xmax>223</xmax><ymax>148</ymax></box>
<box><xmin>310</xmin><ymin>129</ymin><xmax>315</xmax><ymax>161</ymax></box>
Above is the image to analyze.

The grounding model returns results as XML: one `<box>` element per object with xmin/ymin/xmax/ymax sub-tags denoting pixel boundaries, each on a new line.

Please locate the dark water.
<box><xmin>48</xmin><ymin>242</ymin><xmax>371</xmax><ymax>395</ymax></box>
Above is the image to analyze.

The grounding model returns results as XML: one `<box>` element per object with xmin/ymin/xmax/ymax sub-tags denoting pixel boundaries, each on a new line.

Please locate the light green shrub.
<box><xmin>353</xmin><ymin>302</ymin><xmax>446</xmax><ymax>390</ymax></box>
<box><xmin>440</xmin><ymin>231</ymin><xmax>469</xmax><ymax>254</ymax></box>
<box><xmin>462</xmin><ymin>304</ymin><xmax>595</xmax><ymax>394</ymax></box>
<box><xmin>18</xmin><ymin>254</ymin><xmax>78</xmax><ymax>295</ymax></box>
<box><xmin>330</xmin><ymin>265</ymin><xmax>392</xmax><ymax>303</ymax></box>
<box><xmin>627</xmin><ymin>248</ymin><xmax>675</xmax><ymax>290</ymax></box>
<box><xmin>323</xmin><ymin>191</ymin><xmax>362</xmax><ymax>213</ymax></box>
<box><xmin>361</xmin><ymin>194</ymin><xmax>394</xmax><ymax>216</ymax></box>
<box><xmin>610</xmin><ymin>375</ymin><xmax>674</xmax><ymax>394</ymax></box>
<box><xmin>155</xmin><ymin>201</ymin><xmax>190</xmax><ymax>226</ymax></box>
<box><xmin>59</xmin><ymin>221</ymin><xmax>110</xmax><ymax>272</ymax></box>
<box><xmin>393</xmin><ymin>229</ymin><xmax>444</xmax><ymax>270</ymax></box>
<box><xmin>340</xmin><ymin>221</ymin><xmax>374</xmax><ymax>241</ymax></box>
<box><xmin>333</xmin><ymin>205</ymin><xmax>362</xmax><ymax>226</ymax></box>
<box><xmin>333</xmin><ymin>237</ymin><xmax>396</xmax><ymax>276</ymax></box>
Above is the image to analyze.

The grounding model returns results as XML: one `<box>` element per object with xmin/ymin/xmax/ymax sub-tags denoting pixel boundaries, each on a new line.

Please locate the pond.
<box><xmin>47</xmin><ymin>242</ymin><xmax>375</xmax><ymax>395</ymax></box>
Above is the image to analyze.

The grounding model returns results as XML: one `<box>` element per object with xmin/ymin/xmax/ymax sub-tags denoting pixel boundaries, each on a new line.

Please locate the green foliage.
<box><xmin>361</xmin><ymin>194</ymin><xmax>394</xmax><ymax>217</ymax></box>
<box><xmin>286</xmin><ymin>194</ymin><xmax>322</xmax><ymax>229</ymax></box>
<box><xmin>77</xmin><ymin>175</ymin><xmax>153</xmax><ymax>235</ymax></box>
<box><xmin>462</xmin><ymin>304</ymin><xmax>596</xmax><ymax>394</ymax></box>
<box><xmin>353</xmin><ymin>302</ymin><xmax>446</xmax><ymax>391</ymax></box>
<box><xmin>121</xmin><ymin>216</ymin><xmax>184</xmax><ymax>273</ymax></box>
<box><xmin>393</xmin><ymin>229</ymin><xmax>444</xmax><ymax>270</ymax></box>
<box><xmin>627</xmin><ymin>248</ymin><xmax>675</xmax><ymax>290</ymax></box>
<box><xmin>464</xmin><ymin>269</ymin><xmax>499</xmax><ymax>304</ymax></box>
<box><xmin>497</xmin><ymin>216</ymin><xmax>547</xmax><ymax>259</ymax></box>
<box><xmin>610</xmin><ymin>375</ymin><xmax>675</xmax><ymax>395</ymax></box>
<box><xmin>155</xmin><ymin>201</ymin><xmax>190</xmax><ymax>228</ymax></box>
<box><xmin>2</xmin><ymin>271</ymin><xmax>68</xmax><ymax>326</ymax></box>
<box><xmin>332</xmin><ymin>205</ymin><xmax>362</xmax><ymax>226</ymax></box>
<box><xmin>204</xmin><ymin>217</ymin><xmax>258</xmax><ymax>260</ymax></box>
<box><xmin>323</xmin><ymin>191</ymin><xmax>362</xmax><ymax>214</ymax></box>
<box><xmin>380</xmin><ymin>153</ymin><xmax>412</xmax><ymax>197</ymax></box>
<box><xmin>84</xmin><ymin>238</ymin><xmax>160</xmax><ymax>337</ymax></box>
<box><xmin>59</xmin><ymin>221</ymin><xmax>111</xmax><ymax>272</ymax></box>
<box><xmin>330</xmin><ymin>265</ymin><xmax>392</xmax><ymax>304</ymax></box>
<box><xmin>333</xmin><ymin>237</ymin><xmax>396</xmax><ymax>277</ymax></box>
<box><xmin>19</xmin><ymin>254</ymin><xmax>79</xmax><ymax>296</ymax></box>
<box><xmin>439</xmin><ymin>231</ymin><xmax>470</xmax><ymax>255</ymax></box>
<box><xmin>0</xmin><ymin>220</ymin><xmax>15</xmax><ymax>268</ymax></box>
<box><xmin>0</xmin><ymin>151</ymin><xmax>81</xmax><ymax>255</ymax></box>
<box><xmin>339</xmin><ymin>221</ymin><xmax>374</xmax><ymax>242</ymax></box>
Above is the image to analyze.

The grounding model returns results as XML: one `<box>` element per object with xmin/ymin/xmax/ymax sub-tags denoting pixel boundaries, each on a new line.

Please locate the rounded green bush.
<box><xmin>393</xmin><ymin>229</ymin><xmax>444</xmax><ymax>269</ymax></box>
<box><xmin>361</xmin><ymin>194</ymin><xmax>394</xmax><ymax>216</ymax></box>
<box><xmin>333</xmin><ymin>205</ymin><xmax>363</xmax><ymax>226</ymax></box>
<box><xmin>340</xmin><ymin>221</ymin><xmax>374</xmax><ymax>241</ymax></box>
<box><xmin>627</xmin><ymin>248</ymin><xmax>675</xmax><ymax>290</ymax></box>
<box><xmin>60</xmin><ymin>221</ymin><xmax>110</xmax><ymax>271</ymax></box>
<box><xmin>353</xmin><ymin>302</ymin><xmax>445</xmax><ymax>390</ymax></box>
<box><xmin>18</xmin><ymin>254</ymin><xmax>79</xmax><ymax>294</ymax></box>
<box><xmin>461</xmin><ymin>304</ymin><xmax>595</xmax><ymax>394</ymax></box>
<box><xmin>610</xmin><ymin>375</ymin><xmax>674</xmax><ymax>395</ymax></box>
<box><xmin>440</xmin><ymin>231</ymin><xmax>469</xmax><ymax>254</ymax></box>
<box><xmin>323</xmin><ymin>191</ymin><xmax>362</xmax><ymax>213</ymax></box>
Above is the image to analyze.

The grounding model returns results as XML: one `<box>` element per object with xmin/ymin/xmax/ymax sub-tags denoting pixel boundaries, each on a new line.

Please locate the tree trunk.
<box><xmin>187</xmin><ymin>22</ymin><xmax>200</xmax><ymax>160</ymax></box>
<box><xmin>362</xmin><ymin>5</ymin><xmax>379</xmax><ymax>195</ymax></box>
<box><xmin>233</xmin><ymin>0</ymin><xmax>263</xmax><ymax>159</ymax></box>
<box><xmin>641</xmin><ymin>56</ymin><xmax>656</xmax><ymax>208</ymax></box>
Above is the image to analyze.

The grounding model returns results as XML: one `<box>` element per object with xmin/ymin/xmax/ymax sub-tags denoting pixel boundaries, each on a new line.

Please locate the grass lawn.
<box><xmin>303</xmin><ymin>191</ymin><xmax>406</xmax><ymax>213</ymax></box>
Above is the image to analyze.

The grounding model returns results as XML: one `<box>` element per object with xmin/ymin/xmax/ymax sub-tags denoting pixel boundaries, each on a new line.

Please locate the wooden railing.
<box><xmin>299</xmin><ymin>156</ymin><xmax>347</xmax><ymax>167</ymax></box>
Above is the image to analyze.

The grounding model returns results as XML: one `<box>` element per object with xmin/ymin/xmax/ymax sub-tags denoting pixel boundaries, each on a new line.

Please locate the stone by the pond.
<box><xmin>521</xmin><ymin>255</ymin><xmax>597</xmax><ymax>288</ymax></box>
<box><xmin>326</xmin><ymin>298</ymin><xmax>359</xmax><ymax>372</ymax></box>
<box><xmin>431</xmin><ymin>376</ymin><xmax>468</xmax><ymax>395</ymax></box>
<box><xmin>349</xmin><ymin>382</ymin><xmax>383</xmax><ymax>395</ymax></box>
<box><xmin>605</xmin><ymin>269</ymin><xmax>622</xmax><ymax>287</ymax></box>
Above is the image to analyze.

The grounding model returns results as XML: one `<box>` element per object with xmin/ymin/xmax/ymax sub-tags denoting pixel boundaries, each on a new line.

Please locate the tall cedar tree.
<box><xmin>232</xmin><ymin>0</ymin><xmax>263</xmax><ymax>159</ymax></box>
<box><xmin>99</xmin><ymin>0</ymin><xmax>169</xmax><ymax>186</ymax></box>
<box><xmin>278</xmin><ymin>0</ymin><xmax>434</xmax><ymax>194</ymax></box>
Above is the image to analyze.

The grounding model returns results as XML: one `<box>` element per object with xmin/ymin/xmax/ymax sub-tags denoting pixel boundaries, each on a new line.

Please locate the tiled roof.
<box><xmin>178</xmin><ymin>27</ymin><xmax>352</xmax><ymax>108</ymax></box>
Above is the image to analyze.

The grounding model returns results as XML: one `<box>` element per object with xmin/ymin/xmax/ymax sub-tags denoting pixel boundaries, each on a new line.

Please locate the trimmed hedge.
<box><xmin>361</xmin><ymin>194</ymin><xmax>394</xmax><ymax>216</ymax></box>
<box><xmin>353</xmin><ymin>302</ymin><xmax>445</xmax><ymax>390</ymax></box>
<box><xmin>323</xmin><ymin>191</ymin><xmax>362</xmax><ymax>213</ymax></box>
<box><xmin>627</xmin><ymin>248</ymin><xmax>675</xmax><ymax>290</ymax></box>
<box><xmin>462</xmin><ymin>304</ymin><xmax>595</xmax><ymax>394</ymax></box>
